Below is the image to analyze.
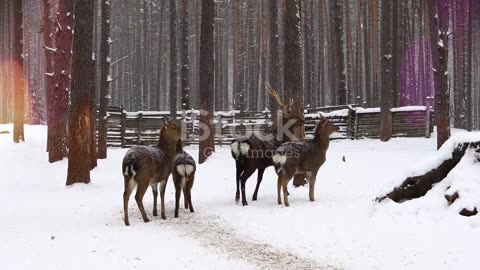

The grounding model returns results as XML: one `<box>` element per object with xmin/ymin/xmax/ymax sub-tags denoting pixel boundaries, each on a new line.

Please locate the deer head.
<box><xmin>266</xmin><ymin>82</ymin><xmax>294</xmax><ymax>118</ymax></box>
<box><xmin>160</xmin><ymin>118</ymin><xmax>182</xmax><ymax>143</ymax></box>
<box><xmin>265</xmin><ymin>83</ymin><xmax>305</xmax><ymax>132</ymax></box>
<box><xmin>315</xmin><ymin>117</ymin><xmax>339</xmax><ymax>136</ymax></box>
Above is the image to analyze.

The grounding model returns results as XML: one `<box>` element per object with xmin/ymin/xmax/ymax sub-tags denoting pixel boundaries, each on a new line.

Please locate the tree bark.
<box><xmin>180</xmin><ymin>0</ymin><xmax>190</xmax><ymax>111</ymax></box>
<box><xmin>43</xmin><ymin>0</ymin><xmax>55</xmax><ymax>154</ymax></box>
<box><xmin>380</xmin><ymin>0</ymin><xmax>393</xmax><ymax>142</ymax></box>
<box><xmin>67</xmin><ymin>0</ymin><xmax>95</xmax><ymax>185</ymax></box>
<box><xmin>0</xmin><ymin>1</ymin><xmax>7</xmax><ymax>124</ymax></box>
<box><xmin>284</xmin><ymin>0</ymin><xmax>306</xmax><ymax>187</ymax></box>
<box><xmin>332</xmin><ymin>0</ymin><xmax>346</xmax><ymax>105</ymax></box>
<box><xmin>431</xmin><ymin>0</ymin><xmax>451</xmax><ymax>149</ymax></box>
<box><xmin>198</xmin><ymin>0</ymin><xmax>215</xmax><ymax>164</ymax></box>
<box><xmin>98</xmin><ymin>0</ymin><xmax>111</xmax><ymax>159</ymax></box>
<box><xmin>47</xmin><ymin>0</ymin><xmax>72</xmax><ymax>163</ymax></box>
<box><xmin>13</xmin><ymin>0</ymin><xmax>25</xmax><ymax>143</ymax></box>
<box><xmin>169</xmin><ymin>0</ymin><xmax>178</xmax><ymax>117</ymax></box>
<box><xmin>268</xmin><ymin>0</ymin><xmax>280</xmax><ymax>119</ymax></box>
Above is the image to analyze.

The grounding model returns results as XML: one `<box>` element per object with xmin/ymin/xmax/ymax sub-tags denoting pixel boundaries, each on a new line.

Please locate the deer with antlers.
<box><xmin>230</xmin><ymin>83</ymin><xmax>305</xmax><ymax>206</ymax></box>
<box><xmin>122</xmin><ymin>118</ymin><xmax>182</xmax><ymax>225</ymax></box>
<box><xmin>273</xmin><ymin>117</ymin><xmax>339</xmax><ymax>207</ymax></box>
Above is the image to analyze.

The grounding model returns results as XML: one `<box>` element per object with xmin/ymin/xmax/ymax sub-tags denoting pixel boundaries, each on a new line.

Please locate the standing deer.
<box><xmin>230</xmin><ymin>84</ymin><xmax>305</xmax><ymax>206</ymax></box>
<box><xmin>172</xmin><ymin>139</ymin><xmax>196</xmax><ymax>218</ymax></box>
<box><xmin>122</xmin><ymin>118</ymin><xmax>182</xmax><ymax>226</ymax></box>
<box><xmin>273</xmin><ymin>117</ymin><xmax>339</xmax><ymax>207</ymax></box>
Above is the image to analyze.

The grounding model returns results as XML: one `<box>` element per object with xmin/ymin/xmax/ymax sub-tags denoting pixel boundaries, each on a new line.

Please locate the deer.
<box><xmin>122</xmin><ymin>118</ymin><xmax>182</xmax><ymax>226</ymax></box>
<box><xmin>172</xmin><ymin>139</ymin><xmax>197</xmax><ymax>218</ymax></box>
<box><xmin>230</xmin><ymin>83</ymin><xmax>305</xmax><ymax>206</ymax></box>
<box><xmin>273</xmin><ymin>117</ymin><xmax>339</xmax><ymax>207</ymax></box>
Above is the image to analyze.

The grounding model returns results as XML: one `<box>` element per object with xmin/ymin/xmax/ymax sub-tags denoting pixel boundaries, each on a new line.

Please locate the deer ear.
<box><xmin>162</xmin><ymin>117</ymin><xmax>167</xmax><ymax>126</ymax></box>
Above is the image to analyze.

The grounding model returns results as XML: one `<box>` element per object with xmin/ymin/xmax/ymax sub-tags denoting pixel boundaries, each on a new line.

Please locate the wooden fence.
<box><xmin>100</xmin><ymin>104</ymin><xmax>433</xmax><ymax>148</ymax></box>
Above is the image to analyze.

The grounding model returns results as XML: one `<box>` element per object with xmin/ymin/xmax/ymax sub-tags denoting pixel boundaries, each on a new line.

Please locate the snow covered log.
<box><xmin>377</xmin><ymin>133</ymin><xmax>480</xmax><ymax>207</ymax></box>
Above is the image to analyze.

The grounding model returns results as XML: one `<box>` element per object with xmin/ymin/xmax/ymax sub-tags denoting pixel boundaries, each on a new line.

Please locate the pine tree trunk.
<box><xmin>0</xmin><ymin>1</ymin><xmax>7</xmax><ymax>124</ymax></box>
<box><xmin>67</xmin><ymin>0</ymin><xmax>95</xmax><ymax>185</ymax></box>
<box><xmin>430</xmin><ymin>0</ymin><xmax>451</xmax><ymax>149</ymax></box>
<box><xmin>268</xmin><ymin>0</ymin><xmax>280</xmax><ymax>118</ymax></box>
<box><xmin>284</xmin><ymin>0</ymin><xmax>306</xmax><ymax>187</ymax></box>
<box><xmin>98</xmin><ymin>0</ymin><xmax>111</xmax><ymax>159</ymax></box>
<box><xmin>198</xmin><ymin>0</ymin><xmax>215</xmax><ymax>164</ymax></box>
<box><xmin>47</xmin><ymin>0</ymin><xmax>72</xmax><ymax>163</ymax></box>
<box><xmin>43</xmin><ymin>0</ymin><xmax>55</xmax><ymax>154</ymax></box>
<box><xmin>332</xmin><ymin>0</ymin><xmax>346</xmax><ymax>105</ymax></box>
<box><xmin>13</xmin><ymin>0</ymin><xmax>25</xmax><ymax>143</ymax></box>
<box><xmin>466</xmin><ymin>0</ymin><xmax>473</xmax><ymax>131</ymax></box>
<box><xmin>169</xmin><ymin>0</ymin><xmax>178</xmax><ymax>117</ymax></box>
<box><xmin>180</xmin><ymin>0</ymin><xmax>190</xmax><ymax>111</ymax></box>
<box><xmin>380</xmin><ymin>0</ymin><xmax>393</xmax><ymax>142</ymax></box>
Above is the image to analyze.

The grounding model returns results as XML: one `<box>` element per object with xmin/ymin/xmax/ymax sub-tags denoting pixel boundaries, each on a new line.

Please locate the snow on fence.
<box><xmin>99</xmin><ymin>104</ymin><xmax>434</xmax><ymax>148</ymax></box>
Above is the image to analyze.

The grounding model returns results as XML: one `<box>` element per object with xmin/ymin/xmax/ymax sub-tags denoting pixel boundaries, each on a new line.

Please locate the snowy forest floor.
<box><xmin>1</xmin><ymin>125</ymin><xmax>480</xmax><ymax>270</ymax></box>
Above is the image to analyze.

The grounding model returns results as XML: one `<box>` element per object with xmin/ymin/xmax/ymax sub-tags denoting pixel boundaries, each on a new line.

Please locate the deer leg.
<box><xmin>309</xmin><ymin>172</ymin><xmax>318</xmax><ymax>202</ymax></box>
<box><xmin>282</xmin><ymin>176</ymin><xmax>290</xmax><ymax>207</ymax></box>
<box><xmin>240</xmin><ymin>167</ymin><xmax>256</xmax><ymax>206</ymax></box>
<box><xmin>123</xmin><ymin>176</ymin><xmax>134</xmax><ymax>226</ymax></box>
<box><xmin>186</xmin><ymin>188</ymin><xmax>194</xmax><ymax>213</ymax></box>
<box><xmin>187</xmin><ymin>176</ymin><xmax>195</xmax><ymax>213</ymax></box>
<box><xmin>152</xmin><ymin>183</ymin><xmax>159</xmax><ymax>216</ymax></box>
<box><xmin>159</xmin><ymin>179</ymin><xmax>168</xmax><ymax>220</ymax></box>
<box><xmin>183</xmin><ymin>187</ymin><xmax>189</xmax><ymax>209</ymax></box>
<box><xmin>252</xmin><ymin>167</ymin><xmax>265</xmax><ymax>201</ymax></box>
<box><xmin>235</xmin><ymin>162</ymin><xmax>242</xmax><ymax>204</ymax></box>
<box><xmin>277</xmin><ymin>177</ymin><xmax>282</xmax><ymax>205</ymax></box>
<box><xmin>174</xmin><ymin>186</ymin><xmax>181</xmax><ymax>218</ymax></box>
<box><xmin>134</xmin><ymin>183</ymin><xmax>150</xmax><ymax>223</ymax></box>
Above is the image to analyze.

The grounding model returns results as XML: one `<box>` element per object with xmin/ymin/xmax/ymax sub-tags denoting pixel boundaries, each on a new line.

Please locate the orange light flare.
<box><xmin>0</xmin><ymin>59</ymin><xmax>32</xmax><ymax>123</ymax></box>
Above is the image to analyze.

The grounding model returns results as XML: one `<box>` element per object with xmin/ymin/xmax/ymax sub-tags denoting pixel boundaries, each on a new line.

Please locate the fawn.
<box><xmin>122</xmin><ymin>118</ymin><xmax>181</xmax><ymax>226</ymax></box>
<box><xmin>273</xmin><ymin>117</ymin><xmax>339</xmax><ymax>207</ymax></box>
<box><xmin>172</xmin><ymin>139</ymin><xmax>197</xmax><ymax>218</ymax></box>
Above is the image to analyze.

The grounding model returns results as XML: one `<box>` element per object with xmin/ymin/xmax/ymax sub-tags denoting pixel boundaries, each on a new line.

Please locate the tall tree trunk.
<box><xmin>380</xmin><ymin>0</ymin><xmax>394</xmax><ymax>142</ymax></box>
<box><xmin>429</xmin><ymin>0</ymin><xmax>451</xmax><ymax>149</ymax></box>
<box><xmin>155</xmin><ymin>0</ymin><xmax>166</xmax><ymax>111</ymax></box>
<box><xmin>47</xmin><ymin>0</ymin><xmax>73</xmax><ymax>163</ymax></box>
<box><xmin>332</xmin><ymin>0</ymin><xmax>346</xmax><ymax>105</ymax></box>
<box><xmin>67</xmin><ymin>0</ymin><xmax>95</xmax><ymax>185</ymax></box>
<box><xmin>0</xmin><ymin>1</ymin><xmax>8</xmax><ymax>124</ymax></box>
<box><xmin>180</xmin><ymin>0</ymin><xmax>190</xmax><ymax>111</ymax></box>
<box><xmin>169</xmin><ymin>0</ymin><xmax>178</xmax><ymax>117</ymax></box>
<box><xmin>198</xmin><ymin>0</ymin><xmax>215</xmax><ymax>164</ymax></box>
<box><xmin>466</xmin><ymin>0</ymin><xmax>473</xmax><ymax>131</ymax></box>
<box><xmin>13</xmin><ymin>0</ymin><xmax>25</xmax><ymax>143</ymax></box>
<box><xmin>98</xmin><ymin>0</ymin><xmax>111</xmax><ymax>159</ymax></box>
<box><xmin>256</xmin><ymin>0</ymin><xmax>265</xmax><ymax>111</ymax></box>
<box><xmin>284</xmin><ymin>0</ymin><xmax>305</xmax><ymax>187</ymax></box>
<box><xmin>268</xmin><ymin>0</ymin><xmax>280</xmax><ymax>118</ymax></box>
<box><xmin>43</xmin><ymin>0</ymin><xmax>55</xmax><ymax>154</ymax></box>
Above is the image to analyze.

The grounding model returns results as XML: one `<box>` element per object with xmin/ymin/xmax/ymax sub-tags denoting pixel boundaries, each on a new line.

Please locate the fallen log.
<box><xmin>377</xmin><ymin>139</ymin><xmax>480</xmax><ymax>203</ymax></box>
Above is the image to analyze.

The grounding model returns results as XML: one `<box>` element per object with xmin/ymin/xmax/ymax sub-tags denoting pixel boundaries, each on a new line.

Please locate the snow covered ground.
<box><xmin>1</xmin><ymin>124</ymin><xmax>480</xmax><ymax>270</ymax></box>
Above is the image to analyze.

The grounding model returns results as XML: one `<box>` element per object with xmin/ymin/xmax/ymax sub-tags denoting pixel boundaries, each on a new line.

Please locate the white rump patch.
<box><xmin>128</xmin><ymin>177</ymin><xmax>137</xmax><ymax>192</ymax></box>
<box><xmin>177</xmin><ymin>165</ymin><xmax>186</xmax><ymax>177</ymax></box>
<box><xmin>273</xmin><ymin>154</ymin><xmax>287</xmax><ymax>166</ymax></box>
<box><xmin>239</xmin><ymin>143</ymin><xmax>250</xmax><ymax>156</ymax></box>
<box><xmin>177</xmin><ymin>164</ymin><xmax>195</xmax><ymax>177</ymax></box>
<box><xmin>231</xmin><ymin>141</ymin><xmax>240</xmax><ymax>157</ymax></box>
<box><xmin>184</xmin><ymin>165</ymin><xmax>194</xmax><ymax>176</ymax></box>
